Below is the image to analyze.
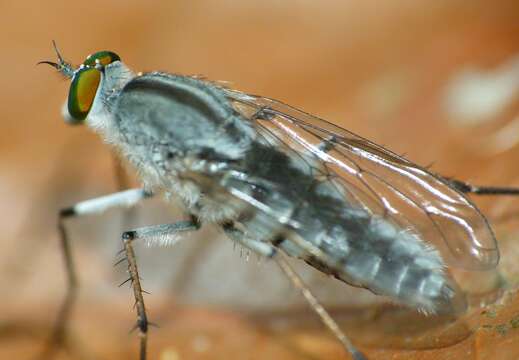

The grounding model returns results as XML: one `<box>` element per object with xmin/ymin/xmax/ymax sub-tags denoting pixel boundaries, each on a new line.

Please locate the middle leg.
<box><xmin>120</xmin><ymin>217</ymin><xmax>200</xmax><ymax>360</ymax></box>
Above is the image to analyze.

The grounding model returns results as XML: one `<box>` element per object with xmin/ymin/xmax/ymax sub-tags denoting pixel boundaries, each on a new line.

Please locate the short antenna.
<box><xmin>37</xmin><ymin>40</ymin><xmax>75</xmax><ymax>78</ymax></box>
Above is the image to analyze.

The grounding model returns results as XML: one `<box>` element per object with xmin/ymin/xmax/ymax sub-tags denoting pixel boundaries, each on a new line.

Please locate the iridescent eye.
<box><xmin>83</xmin><ymin>50</ymin><xmax>121</xmax><ymax>67</ymax></box>
<box><xmin>66</xmin><ymin>51</ymin><xmax>121</xmax><ymax>123</ymax></box>
<box><xmin>67</xmin><ymin>67</ymin><xmax>102</xmax><ymax>122</ymax></box>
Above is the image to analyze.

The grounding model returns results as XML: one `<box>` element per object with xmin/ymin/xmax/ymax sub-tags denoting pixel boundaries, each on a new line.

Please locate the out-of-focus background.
<box><xmin>3</xmin><ymin>1</ymin><xmax>519</xmax><ymax>359</ymax></box>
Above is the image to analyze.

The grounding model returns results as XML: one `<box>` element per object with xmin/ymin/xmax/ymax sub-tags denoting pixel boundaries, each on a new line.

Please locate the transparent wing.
<box><xmin>222</xmin><ymin>88</ymin><xmax>499</xmax><ymax>271</ymax></box>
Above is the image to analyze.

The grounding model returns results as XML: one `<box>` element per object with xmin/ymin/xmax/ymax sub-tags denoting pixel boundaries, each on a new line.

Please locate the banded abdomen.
<box><xmin>230</xmin><ymin>141</ymin><xmax>466</xmax><ymax>315</ymax></box>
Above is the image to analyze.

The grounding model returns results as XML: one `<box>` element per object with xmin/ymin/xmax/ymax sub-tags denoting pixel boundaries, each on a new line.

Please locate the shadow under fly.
<box><xmin>37</xmin><ymin>41</ymin><xmax>519</xmax><ymax>360</ymax></box>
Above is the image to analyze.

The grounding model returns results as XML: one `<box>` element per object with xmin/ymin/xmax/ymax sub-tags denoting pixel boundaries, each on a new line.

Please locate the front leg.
<box><xmin>38</xmin><ymin>188</ymin><xmax>152</xmax><ymax>360</ymax></box>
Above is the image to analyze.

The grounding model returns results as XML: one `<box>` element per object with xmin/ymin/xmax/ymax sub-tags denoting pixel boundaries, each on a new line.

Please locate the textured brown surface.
<box><xmin>2</xmin><ymin>1</ymin><xmax>519</xmax><ymax>359</ymax></box>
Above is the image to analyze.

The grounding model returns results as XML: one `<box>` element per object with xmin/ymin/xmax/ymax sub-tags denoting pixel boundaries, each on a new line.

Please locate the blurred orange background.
<box><xmin>3</xmin><ymin>1</ymin><xmax>519</xmax><ymax>359</ymax></box>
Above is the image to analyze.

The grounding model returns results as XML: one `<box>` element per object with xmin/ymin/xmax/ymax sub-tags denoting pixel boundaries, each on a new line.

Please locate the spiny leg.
<box><xmin>222</xmin><ymin>224</ymin><xmax>366</xmax><ymax>360</ymax></box>
<box><xmin>120</xmin><ymin>217</ymin><xmax>200</xmax><ymax>360</ymax></box>
<box><xmin>38</xmin><ymin>188</ymin><xmax>152</xmax><ymax>359</ymax></box>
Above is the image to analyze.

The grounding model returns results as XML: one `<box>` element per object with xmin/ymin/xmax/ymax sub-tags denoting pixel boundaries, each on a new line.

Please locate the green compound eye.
<box><xmin>67</xmin><ymin>67</ymin><xmax>102</xmax><ymax>122</ymax></box>
<box><xmin>67</xmin><ymin>51</ymin><xmax>121</xmax><ymax>123</ymax></box>
<box><xmin>83</xmin><ymin>50</ymin><xmax>121</xmax><ymax>67</ymax></box>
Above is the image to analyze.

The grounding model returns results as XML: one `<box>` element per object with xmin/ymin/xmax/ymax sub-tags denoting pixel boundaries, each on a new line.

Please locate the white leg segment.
<box><xmin>126</xmin><ymin>221</ymin><xmax>200</xmax><ymax>247</ymax></box>
<box><xmin>223</xmin><ymin>226</ymin><xmax>275</xmax><ymax>257</ymax></box>
<box><xmin>70</xmin><ymin>188</ymin><xmax>151</xmax><ymax>216</ymax></box>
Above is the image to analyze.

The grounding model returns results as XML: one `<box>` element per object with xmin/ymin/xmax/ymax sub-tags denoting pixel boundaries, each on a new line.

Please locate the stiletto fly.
<box><xmin>39</xmin><ymin>41</ymin><xmax>519</xmax><ymax>360</ymax></box>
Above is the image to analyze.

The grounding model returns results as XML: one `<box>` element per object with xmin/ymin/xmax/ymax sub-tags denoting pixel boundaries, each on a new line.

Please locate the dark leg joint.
<box><xmin>267</xmin><ymin>247</ymin><xmax>278</xmax><ymax>259</ymax></box>
<box><xmin>446</xmin><ymin>177</ymin><xmax>519</xmax><ymax>196</ymax></box>
<box><xmin>221</xmin><ymin>221</ymin><xmax>234</xmax><ymax>231</ymax></box>
<box><xmin>190</xmin><ymin>214</ymin><xmax>201</xmax><ymax>229</ymax></box>
<box><xmin>269</xmin><ymin>235</ymin><xmax>284</xmax><ymax>257</ymax></box>
<box><xmin>143</xmin><ymin>190</ymin><xmax>154</xmax><ymax>198</ymax></box>
<box><xmin>122</xmin><ymin>230</ymin><xmax>136</xmax><ymax>242</ymax></box>
<box><xmin>445</xmin><ymin>178</ymin><xmax>473</xmax><ymax>193</ymax></box>
<box><xmin>59</xmin><ymin>206</ymin><xmax>76</xmax><ymax>218</ymax></box>
<box><xmin>137</xmin><ymin>316</ymin><xmax>148</xmax><ymax>333</ymax></box>
<box><xmin>352</xmin><ymin>350</ymin><xmax>368</xmax><ymax>360</ymax></box>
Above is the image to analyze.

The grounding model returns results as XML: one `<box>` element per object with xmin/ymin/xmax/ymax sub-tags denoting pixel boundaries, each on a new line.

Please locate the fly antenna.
<box><xmin>37</xmin><ymin>40</ymin><xmax>75</xmax><ymax>78</ymax></box>
<box><xmin>51</xmin><ymin>40</ymin><xmax>65</xmax><ymax>65</ymax></box>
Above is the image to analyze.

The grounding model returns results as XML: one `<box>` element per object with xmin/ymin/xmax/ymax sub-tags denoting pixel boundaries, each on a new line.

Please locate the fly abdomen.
<box><xmin>342</xmin><ymin>247</ymin><xmax>463</xmax><ymax>314</ymax></box>
<box><xmin>299</xmin><ymin>211</ymin><xmax>467</xmax><ymax>315</ymax></box>
<box><xmin>230</xmin><ymin>141</ymin><xmax>466</xmax><ymax>315</ymax></box>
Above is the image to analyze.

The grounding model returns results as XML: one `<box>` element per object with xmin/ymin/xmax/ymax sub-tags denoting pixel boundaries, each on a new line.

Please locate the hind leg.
<box><xmin>222</xmin><ymin>223</ymin><xmax>366</xmax><ymax>360</ymax></box>
<box><xmin>444</xmin><ymin>178</ymin><xmax>519</xmax><ymax>196</ymax></box>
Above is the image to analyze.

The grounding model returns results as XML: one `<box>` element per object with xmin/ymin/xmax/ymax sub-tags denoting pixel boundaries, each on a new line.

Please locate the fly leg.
<box><xmin>444</xmin><ymin>178</ymin><xmax>519</xmax><ymax>196</ymax></box>
<box><xmin>222</xmin><ymin>224</ymin><xmax>366</xmax><ymax>360</ymax></box>
<box><xmin>120</xmin><ymin>217</ymin><xmax>201</xmax><ymax>360</ymax></box>
<box><xmin>38</xmin><ymin>189</ymin><xmax>152</xmax><ymax>360</ymax></box>
<box><xmin>274</xmin><ymin>251</ymin><xmax>367</xmax><ymax>360</ymax></box>
<box><xmin>223</xmin><ymin>224</ymin><xmax>276</xmax><ymax>257</ymax></box>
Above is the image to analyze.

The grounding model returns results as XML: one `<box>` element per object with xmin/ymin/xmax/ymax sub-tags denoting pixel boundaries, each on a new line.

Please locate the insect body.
<box><xmin>40</xmin><ymin>42</ymin><xmax>519</xmax><ymax>360</ymax></box>
<box><xmin>114</xmin><ymin>70</ymin><xmax>457</xmax><ymax>310</ymax></box>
